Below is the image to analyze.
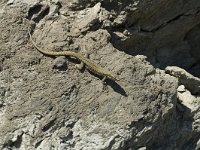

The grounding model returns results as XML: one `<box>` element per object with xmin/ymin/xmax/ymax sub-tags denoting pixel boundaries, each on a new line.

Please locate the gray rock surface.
<box><xmin>165</xmin><ymin>66</ymin><xmax>200</xmax><ymax>94</ymax></box>
<box><xmin>0</xmin><ymin>0</ymin><xmax>200</xmax><ymax>150</ymax></box>
<box><xmin>176</xmin><ymin>88</ymin><xmax>200</xmax><ymax>150</ymax></box>
<box><xmin>53</xmin><ymin>56</ymin><xmax>67</xmax><ymax>69</ymax></box>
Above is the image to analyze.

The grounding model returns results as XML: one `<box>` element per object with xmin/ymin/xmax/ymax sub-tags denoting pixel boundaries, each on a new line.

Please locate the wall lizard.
<box><xmin>28</xmin><ymin>31</ymin><xmax>120</xmax><ymax>81</ymax></box>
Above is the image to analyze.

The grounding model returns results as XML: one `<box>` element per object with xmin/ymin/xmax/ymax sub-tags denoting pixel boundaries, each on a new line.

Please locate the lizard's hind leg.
<box><xmin>75</xmin><ymin>61</ymin><xmax>84</xmax><ymax>70</ymax></box>
<box><xmin>74</xmin><ymin>53</ymin><xmax>89</xmax><ymax>70</ymax></box>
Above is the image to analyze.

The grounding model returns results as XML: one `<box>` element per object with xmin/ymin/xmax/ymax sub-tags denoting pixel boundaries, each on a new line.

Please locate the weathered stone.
<box><xmin>165</xmin><ymin>66</ymin><xmax>200</xmax><ymax>94</ymax></box>
<box><xmin>53</xmin><ymin>56</ymin><xmax>67</xmax><ymax>69</ymax></box>
<box><xmin>177</xmin><ymin>85</ymin><xmax>186</xmax><ymax>93</ymax></box>
<box><xmin>0</xmin><ymin>0</ymin><xmax>199</xmax><ymax>150</ymax></box>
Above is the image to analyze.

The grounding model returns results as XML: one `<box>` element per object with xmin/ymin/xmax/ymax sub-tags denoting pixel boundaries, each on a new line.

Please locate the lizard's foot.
<box><xmin>75</xmin><ymin>62</ymin><xmax>84</xmax><ymax>71</ymax></box>
<box><xmin>102</xmin><ymin>77</ymin><xmax>107</xmax><ymax>90</ymax></box>
<box><xmin>74</xmin><ymin>53</ymin><xmax>89</xmax><ymax>71</ymax></box>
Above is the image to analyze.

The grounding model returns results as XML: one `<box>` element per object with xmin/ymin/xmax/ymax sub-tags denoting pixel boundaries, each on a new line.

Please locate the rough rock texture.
<box><xmin>165</xmin><ymin>66</ymin><xmax>200</xmax><ymax>95</ymax></box>
<box><xmin>0</xmin><ymin>0</ymin><xmax>200</xmax><ymax>150</ymax></box>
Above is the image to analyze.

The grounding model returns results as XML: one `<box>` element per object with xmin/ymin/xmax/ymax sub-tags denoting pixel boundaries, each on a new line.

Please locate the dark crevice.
<box><xmin>9</xmin><ymin>133</ymin><xmax>23</xmax><ymax>148</ymax></box>
<box><xmin>0</xmin><ymin>59</ymin><xmax>3</xmax><ymax>72</ymax></box>
<box><xmin>27</xmin><ymin>4</ymin><xmax>50</xmax><ymax>23</ymax></box>
<box><xmin>107</xmin><ymin>135</ymin><xmax>120</xmax><ymax>150</ymax></box>
<box><xmin>188</xmin><ymin>61</ymin><xmax>200</xmax><ymax>77</ymax></box>
<box><xmin>190</xmin><ymin>61</ymin><xmax>200</xmax><ymax>69</ymax></box>
<box><xmin>27</xmin><ymin>4</ymin><xmax>43</xmax><ymax>20</ymax></box>
<box><xmin>142</xmin><ymin>13</ymin><xmax>185</xmax><ymax>33</ymax></box>
<box><xmin>41</xmin><ymin>118</ymin><xmax>56</xmax><ymax>132</ymax></box>
<box><xmin>142</xmin><ymin>8</ymin><xmax>200</xmax><ymax>33</ymax></box>
<box><xmin>55</xmin><ymin>1</ymin><xmax>62</xmax><ymax>15</ymax></box>
<box><xmin>33</xmin><ymin>6</ymin><xmax>49</xmax><ymax>23</ymax></box>
<box><xmin>111</xmin><ymin>8</ymin><xmax>200</xmax><ymax>78</ymax></box>
<box><xmin>60</xmin><ymin>130</ymin><xmax>73</xmax><ymax>143</ymax></box>
<box><xmin>35</xmin><ymin>140</ymin><xmax>42</xmax><ymax>148</ymax></box>
<box><xmin>3</xmin><ymin>132</ymin><xmax>23</xmax><ymax>149</ymax></box>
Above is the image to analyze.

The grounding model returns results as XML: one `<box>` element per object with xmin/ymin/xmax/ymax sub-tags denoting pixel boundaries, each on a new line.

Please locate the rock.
<box><xmin>71</xmin><ymin>2</ymin><xmax>101</xmax><ymax>35</ymax></box>
<box><xmin>177</xmin><ymin>85</ymin><xmax>186</xmax><ymax>93</ymax></box>
<box><xmin>135</xmin><ymin>55</ymin><xmax>147</xmax><ymax>61</ymax></box>
<box><xmin>53</xmin><ymin>56</ymin><xmax>67</xmax><ymax>69</ymax></box>
<box><xmin>0</xmin><ymin>0</ymin><xmax>200</xmax><ymax>150</ymax></box>
<box><xmin>155</xmin><ymin>42</ymin><xmax>196</xmax><ymax>69</ymax></box>
<box><xmin>113</xmin><ymin>11</ymin><xmax>127</xmax><ymax>27</ymax></box>
<box><xmin>176</xmin><ymin>89</ymin><xmax>200</xmax><ymax>149</ymax></box>
<box><xmin>185</xmin><ymin>25</ymin><xmax>200</xmax><ymax>62</ymax></box>
<box><xmin>138</xmin><ymin>147</ymin><xmax>147</xmax><ymax>150</ymax></box>
<box><xmin>165</xmin><ymin>66</ymin><xmax>200</xmax><ymax>94</ymax></box>
<box><xmin>196</xmin><ymin>139</ymin><xmax>200</xmax><ymax>150</ymax></box>
<box><xmin>177</xmin><ymin>89</ymin><xmax>199</xmax><ymax>112</ymax></box>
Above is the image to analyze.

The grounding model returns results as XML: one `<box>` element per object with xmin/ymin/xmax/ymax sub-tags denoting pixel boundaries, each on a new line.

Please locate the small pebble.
<box><xmin>53</xmin><ymin>56</ymin><xmax>67</xmax><ymax>69</ymax></box>
<box><xmin>177</xmin><ymin>85</ymin><xmax>186</xmax><ymax>93</ymax></box>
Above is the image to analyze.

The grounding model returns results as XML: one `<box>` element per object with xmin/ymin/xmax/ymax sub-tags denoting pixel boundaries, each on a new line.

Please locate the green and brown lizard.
<box><xmin>28</xmin><ymin>31</ymin><xmax>120</xmax><ymax>81</ymax></box>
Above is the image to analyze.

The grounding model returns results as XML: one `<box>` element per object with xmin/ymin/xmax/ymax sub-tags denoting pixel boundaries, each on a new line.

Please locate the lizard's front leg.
<box><xmin>102</xmin><ymin>76</ymin><xmax>108</xmax><ymax>90</ymax></box>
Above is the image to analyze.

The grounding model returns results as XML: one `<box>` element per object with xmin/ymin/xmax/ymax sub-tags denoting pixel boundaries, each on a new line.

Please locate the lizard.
<box><xmin>28</xmin><ymin>30</ymin><xmax>120</xmax><ymax>81</ymax></box>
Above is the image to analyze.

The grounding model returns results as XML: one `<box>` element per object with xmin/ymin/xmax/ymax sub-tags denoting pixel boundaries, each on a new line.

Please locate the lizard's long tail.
<box><xmin>28</xmin><ymin>29</ymin><xmax>80</xmax><ymax>57</ymax></box>
<box><xmin>28</xmin><ymin>29</ymin><xmax>50</xmax><ymax>55</ymax></box>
